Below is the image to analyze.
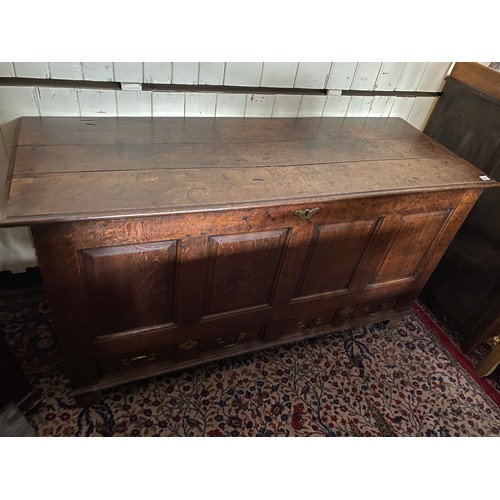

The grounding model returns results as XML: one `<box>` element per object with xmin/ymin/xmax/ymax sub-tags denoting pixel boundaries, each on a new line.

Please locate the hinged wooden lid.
<box><xmin>1</xmin><ymin>116</ymin><xmax>496</xmax><ymax>225</ymax></box>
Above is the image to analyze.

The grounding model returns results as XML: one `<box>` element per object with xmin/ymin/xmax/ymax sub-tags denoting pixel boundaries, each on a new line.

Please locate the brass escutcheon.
<box><xmin>178</xmin><ymin>339</ymin><xmax>200</xmax><ymax>351</ymax></box>
<box><xmin>294</xmin><ymin>207</ymin><xmax>320</xmax><ymax>221</ymax></box>
<box><xmin>340</xmin><ymin>306</ymin><xmax>354</xmax><ymax>317</ymax></box>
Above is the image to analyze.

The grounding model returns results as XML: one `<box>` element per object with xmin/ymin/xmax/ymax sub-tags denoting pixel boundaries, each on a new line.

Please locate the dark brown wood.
<box><xmin>422</xmin><ymin>66</ymin><xmax>500</xmax><ymax>355</ymax></box>
<box><xmin>80</xmin><ymin>241</ymin><xmax>178</xmax><ymax>336</ymax></box>
<box><xmin>0</xmin><ymin>339</ymin><xmax>41</xmax><ymax>412</ymax></box>
<box><xmin>450</xmin><ymin>62</ymin><xmax>500</xmax><ymax>102</ymax></box>
<box><xmin>2</xmin><ymin>117</ymin><xmax>496</xmax><ymax>227</ymax></box>
<box><xmin>1</xmin><ymin>116</ymin><xmax>496</xmax><ymax>404</ymax></box>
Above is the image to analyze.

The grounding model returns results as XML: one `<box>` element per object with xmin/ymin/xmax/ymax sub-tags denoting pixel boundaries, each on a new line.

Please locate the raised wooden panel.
<box><xmin>373</xmin><ymin>210</ymin><xmax>450</xmax><ymax>283</ymax></box>
<box><xmin>80</xmin><ymin>240</ymin><xmax>178</xmax><ymax>336</ymax></box>
<box><xmin>203</xmin><ymin>229</ymin><xmax>289</xmax><ymax>316</ymax></box>
<box><xmin>293</xmin><ymin>219</ymin><xmax>378</xmax><ymax>299</ymax></box>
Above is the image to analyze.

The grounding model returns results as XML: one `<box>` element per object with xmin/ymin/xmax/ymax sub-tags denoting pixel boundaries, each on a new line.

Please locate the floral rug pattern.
<box><xmin>1</xmin><ymin>292</ymin><xmax>499</xmax><ymax>437</ymax></box>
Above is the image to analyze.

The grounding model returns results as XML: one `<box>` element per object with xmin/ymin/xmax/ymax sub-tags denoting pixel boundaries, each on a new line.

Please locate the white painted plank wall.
<box><xmin>152</xmin><ymin>92</ymin><xmax>185</xmax><ymax>116</ymax></box>
<box><xmin>185</xmin><ymin>93</ymin><xmax>217</xmax><ymax>116</ymax></box>
<box><xmin>82</xmin><ymin>63</ymin><xmax>114</xmax><ymax>82</ymax></box>
<box><xmin>78</xmin><ymin>89</ymin><xmax>117</xmax><ymax>116</ymax></box>
<box><xmin>114</xmin><ymin>62</ymin><xmax>143</xmax><ymax>83</ymax></box>
<box><xmin>12</xmin><ymin>62</ymin><xmax>50</xmax><ymax>78</ymax></box>
<box><xmin>295</xmin><ymin>62</ymin><xmax>332</xmax><ymax>89</ymax></box>
<box><xmin>244</xmin><ymin>94</ymin><xmax>275</xmax><ymax>117</ymax></box>
<box><xmin>172</xmin><ymin>63</ymin><xmax>199</xmax><ymax>85</ymax></box>
<box><xmin>144</xmin><ymin>63</ymin><xmax>172</xmax><ymax>84</ymax></box>
<box><xmin>199</xmin><ymin>63</ymin><xmax>225</xmax><ymax>85</ymax></box>
<box><xmin>5</xmin><ymin>62</ymin><xmax>453</xmax><ymax>94</ymax></box>
<box><xmin>0</xmin><ymin>62</ymin><xmax>15</xmax><ymax>77</ymax></box>
<box><xmin>224</xmin><ymin>63</ymin><xmax>263</xmax><ymax>86</ymax></box>
<box><xmin>49</xmin><ymin>62</ymin><xmax>83</xmax><ymax>80</ymax></box>
<box><xmin>0</xmin><ymin>61</ymin><xmax>453</xmax><ymax>272</ymax></box>
<box><xmin>261</xmin><ymin>63</ymin><xmax>298</xmax><ymax>88</ymax></box>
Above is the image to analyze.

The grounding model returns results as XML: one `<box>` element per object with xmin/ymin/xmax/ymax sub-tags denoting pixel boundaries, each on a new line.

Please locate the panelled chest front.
<box><xmin>2</xmin><ymin>117</ymin><xmax>496</xmax><ymax>404</ymax></box>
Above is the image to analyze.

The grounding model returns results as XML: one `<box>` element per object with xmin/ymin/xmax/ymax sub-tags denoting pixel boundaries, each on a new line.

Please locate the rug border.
<box><xmin>412</xmin><ymin>303</ymin><xmax>500</xmax><ymax>408</ymax></box>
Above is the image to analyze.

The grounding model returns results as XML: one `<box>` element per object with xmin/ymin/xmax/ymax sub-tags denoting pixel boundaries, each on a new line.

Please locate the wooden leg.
<box><xmin>476</xmin><ymin>343</ymin><xmax>500</xmax><ymax>378</ymax></box>
<box><xmin>73</xmin><ymin>390</ymin><xmax>102</xmax><ymax>407</ymax></box>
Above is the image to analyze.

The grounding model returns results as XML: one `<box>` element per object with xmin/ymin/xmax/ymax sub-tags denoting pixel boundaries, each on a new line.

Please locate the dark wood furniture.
<box><xmin>1</xmin><ymin>116</ymin><xmax>496</xmax><ymax>405</ymax></box>
<box><xmin>0</xmin><ymin>339</ymin><xmax>41</xmax><ymax>414</ymax></box>
<box><xmin>422</xmin><ymin>62</ymin><xmax>500</xmax><ymax>354</ymax></box>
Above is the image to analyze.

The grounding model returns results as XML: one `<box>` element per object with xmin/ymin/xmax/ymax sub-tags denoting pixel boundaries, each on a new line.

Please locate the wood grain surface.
<box><xmin>5</xmin><ymin>115</ymin><xmax>498</xmax><ymax>403</ymax></box>
<box><xmin>2</xmin><ymin>116</ymin><xmax>495</xmax><ymax>226</ymax></box>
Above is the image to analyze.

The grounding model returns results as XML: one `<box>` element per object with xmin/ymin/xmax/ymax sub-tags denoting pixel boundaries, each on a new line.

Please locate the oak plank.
<box><xmin>12</xmin><ymin>136</ymin><xmax>451</xmax><ymax>175</ymax></box>
<box><xmin>4</xmin><ymin>157</ymin><xmax>492</xmax><ymax>224</ymax></box>
<box><xmin>15</xmin><ymin>117</ymin><xmax>422</xmax><ymax>146</ymax></box>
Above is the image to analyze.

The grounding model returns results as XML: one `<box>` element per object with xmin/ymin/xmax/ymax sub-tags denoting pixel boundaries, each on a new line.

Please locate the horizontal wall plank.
<box><xmin>327</xmin><ymin>63</ymin><xmax>358</xmax><ymax>90</ymax></box>
<box><xmin>224</xmin><ymin>62</ymin><xmax>263</xmax><ymax>86</ymax></box>
<box><xmin>0</xmin><ymin>86</ymin><xmax>40</xmax><ymax>122</ymax></box>
<box><xmin>389</xmin><ymin>96</ymin><xmax>415</xmax><ymax>120</ymax></box>
<box><xmin>406</xmin><ymin>96</ymin><xmax>438</xmax><ymax>130</ymax></box>
<box><xmin>13</xmin><ymin>62</ymin><xmax>50</xmax><ymax>79</ymax></box>
<box><xmin>295</xmin><ymin>62</ymin><xmax>331</xmax><ymax>89</ymax></box>
<box><xmin>152</xmin><ymin>92</ymin><xmax>185</xmax><ymax>117</ymax></box>
<box><xmin>271</xmin><ymin>95</ymin><xmax>302</xmax><ymax>118</ymax></box>
<box><xmin>114</xmin><ymin>62</ymin><xmax>143</xmax><ymax>83</ymax></box>
<box><xmin>351</xmin><ymin>62</ymin><xmax>382</xmax><ymax>90</ymax></box>
<box><xmin>185</xmin><ymin>93</ymin><xmax>217</xmax><ymax>116</ymax></box>
<box><xmin>199</xmin><ymin>63</ymin><xmax>225</xmax><ymax>85</ymax></box>
<box><xmin>0</xmin><ymin>62</ymin><xmax>15</xmax><ymax>77</ymax></box>
<box><xmin>78</xmin><ymin>89</ymin><xmax>117</xmax><ymax>117</ymax></box>
<box><xmin>345</xmin><ymin>96</ymin><xmax>365</xmax><ymax>116</ymax></box>
<box><xmin>368</xmin><ymin>96</ymin><xmax>396</xmax><ymax>117</ymax></box>
<box><xmin>396</xmin><ymin>62</ymin><xmax>428</xmax><ymax>91</ymax></box>
<box><xmin>244</xmin><ymin>94</ymin><xmax>275</xmax><ymax>117</ymax></box>
<box><xmin>375</xmin><ymin>62</ymin><xmax>406</xmax><ymax>91</ymax></box>
<box><xmin>116</xmin><ymin>90</ymin><xmax>152</xmax><ymax>116</ymax></box>
<box><xmin>37</xmin><ymin>87</ymin><xmax>80</xmax><ymax>116</ymax></box>
<box><xmin>49</xmin><ymin>62</ymin><xmax>83</xmax><ymax>80</ymax></box>
<box><xmin>297</xmin><ymin>95</ymin><xmax>327</xmax><ymax>117</ymax></box>
<box><xmin>172</xmin><ymin>63</ymin><xmax>199</xmax><ymax>85</ymax></box>
<box><xmin>82</xmin><ymin>62</ymin><xmax>114</xmax><ymax>82</ymax></box>
<box><xmin>418</xmin><ymin>62</ymin><xmax>451</xmax><ymax>92</ymax></box>
<box><xmin>144</xmin><ymin>63</ymin><xmax>172</xmax><ymax>84</ymax></box>
<box><xmin>261</xmin><ymin>62</ymin><xmax>298</xmax><ymax>88</ymax></box>
<box><xmin>215</xmin><ymin>93</ymin><xmax>247</xmax><ymax>117</ymax></box>
<box><xmin>0</xmin><ymin>87</ymin><xmax>39</xmax><ymax>155</ymax></box>
<box><xmin>322</xmin><ymin>95</ymin><xmax>351</xmax><ymax>117</ymax></box>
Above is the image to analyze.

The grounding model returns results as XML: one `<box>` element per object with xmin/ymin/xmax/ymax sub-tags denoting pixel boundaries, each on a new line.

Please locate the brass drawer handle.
<box><xmin>295</xmin><ymin>207</ymin><xmax>320</xmax><ymax>221</ymax></box>
<box><xmin>297</xmin><ymin>317</ymin><xmax>322</xmax><ymax>333</ymax></box>
<box><xmin>216</xmin><ymin>331</ymin><xmax>246</xmax><ymax>348</ymax></box>
<box><xmin>121</xmin><ymin>352</ymin><xmax>156</xmax><ymax>366</ymax></box>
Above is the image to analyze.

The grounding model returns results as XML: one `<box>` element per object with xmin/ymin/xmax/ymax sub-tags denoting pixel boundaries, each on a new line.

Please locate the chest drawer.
<box><xmin>331</xmin><ymin>297</ymin><xmax>399</xmax><ymax>327</ymax></box>
<box><xmin>175</xmin><ymin>324</ymin><xmax>264</xmax><ymax>363</ymax></box>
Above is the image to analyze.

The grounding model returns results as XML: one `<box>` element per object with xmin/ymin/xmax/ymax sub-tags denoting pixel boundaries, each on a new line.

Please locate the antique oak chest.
<box><xmin>1</xmin><ymin>116</ymin><xmax>496</xmax><ymax>405</ymax></box>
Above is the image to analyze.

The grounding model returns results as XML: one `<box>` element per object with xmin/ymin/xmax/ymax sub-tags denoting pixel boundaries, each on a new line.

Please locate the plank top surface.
<box><xmin>1</xmin><ymin>116</ymin><xmax>495</xmax><ymax>225</ymax></box>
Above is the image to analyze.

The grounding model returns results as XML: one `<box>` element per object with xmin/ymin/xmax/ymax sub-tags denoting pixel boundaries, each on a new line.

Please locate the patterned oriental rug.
<box><xmin>1</xmin><ymin>292</ymin><xmax>499</xmax><ymax>437</ymax></box>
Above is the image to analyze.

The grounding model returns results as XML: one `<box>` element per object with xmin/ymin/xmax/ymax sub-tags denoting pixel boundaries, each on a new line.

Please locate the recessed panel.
<box><xmin>374</xmin><ymin>210</ymin><xmax>450</xmax><ymax>283</ymax></box>
<box><xmin>81</xmin><ymin>241</ymin><xmax>177</xmax><ymax>336</ymax></box>
<box><xmin>294</xmin><ymin>219</ymin><xmax>378</xmax><ymax>299</ymax></box>
<box><xmin>203</xmin><ymin>229</ymin><xmax>289</xmax><ymax>316</ymax></box>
